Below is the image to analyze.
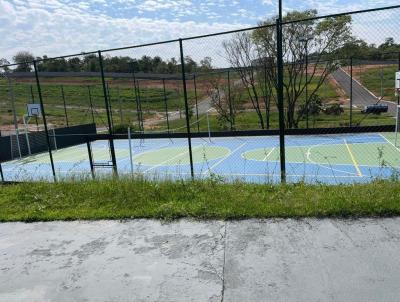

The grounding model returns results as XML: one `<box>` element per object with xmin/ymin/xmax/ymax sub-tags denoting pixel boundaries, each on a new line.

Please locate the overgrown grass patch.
<box><xmin>0</xmin><ymin>178</ymin><xmax>400</xmax><ymax>222</ymax></box>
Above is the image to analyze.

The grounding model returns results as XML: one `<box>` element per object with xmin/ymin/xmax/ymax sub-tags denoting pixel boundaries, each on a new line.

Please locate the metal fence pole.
<box><xmin>7</xmin><ymin>77</ymin><xmax>21</xmax><ymax>158</ymax></box>
<box><xmin>33</xmin><ymin>60</ymin><xmax>57</xmax><ymax>182</ymax></box>
<box><xmin>264</xmin><ymin>63</ymin><xmax>270</xmax><ymax>129</ymax></box>
<box><xmin>98</xmin><ymin>50</ymin><xmax>118</xmax><ymax>175</ymax></box>
<box><xmin>60</xmin><ymin>85</ymin><xmax>69</xmax><ymax>127</ymax></box>
<box><xmin>136</xmin><ymin>80</ymin><xmax>144</xmax><ymax>131</ymax></box>
<box><xmin>276</xmin><ymin>18</ymin><xmax>286</xmax><ymax>183</ymax></box>
<box><xmin>162</xmin><ymin>78</ymin><xmax>170</xmax><ymax>133</ymax></box>
<box><xmin>350</xmin><ymin>57</ymin><xmax>353</xmax><ymax>126</ymax></box>
<box><xmin>193</xmin><ymin>74</ymin><xmax>200</xmax><ymax>132</ymax></box>
<box><xmin>398</xmin><ymin>52</ymin><xmax>400</xmax><ymax>105</ymax></box>
<box><xmin>179</xmin><ymin>39</ymin><xmax>194</xmax><ymax>179</ymax></box>
<box><xmin>87</xmin><ymin>85</ymin><xmax>95</xmax><ymax>124</ymax></box>
<box><xmin>117</xmin><ymin>86</ymin><xmax>123</xmax><ymax>124</ymax></box>
<box><xmin>0</xmin><ymin>162</ymin><xmax>4</xmax><ymax>182</ymax></box>
<box><xmin>130</xmin><ymin>62</ymin><xmax>142</xmax><ymax>132</ymax></box>
<box><xmin>106</xmin><ymin>83</ymin><xmax>114</xmax><ymax>129</ymax></box>
<box><xmin>305</xmin><ymin>40</ymin><xmax>309</xmax><ymax>129</ymax></box>
<box><xmin>86</xmin><ymin>137</ymin><xmax>95</xmax><ymax>179</ymax></box>
<box><xmin>227</xmin><ymin>70</ymin><xmax>233</xmax><ymax>130</ymax></box>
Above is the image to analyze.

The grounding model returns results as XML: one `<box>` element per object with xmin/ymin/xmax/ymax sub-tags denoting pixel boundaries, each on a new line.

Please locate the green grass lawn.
<box><xmin>1</xmin><ymin>178</ymin><xmax>400</xmax><ymax>222</ymax></box>
<box><xmin>151</xmin><ymin>108</ymin><xmax>394</xmax><ymax>132</ymax></box>
<box><xmin>0</xmin><ymin>78</ymin><xmax>193</xmax><ymax>128</ymax></box>
<box><xmin>359</xmin><ymin>64</ymin><xmax>399</xmax><ymax>102</ymax></box>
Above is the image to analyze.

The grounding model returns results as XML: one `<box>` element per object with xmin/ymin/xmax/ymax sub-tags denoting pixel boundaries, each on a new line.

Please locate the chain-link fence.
<box><xmin>1</xmin><ymin>4</ymin><xmax>399</xmax><ymax>184</ymax></box>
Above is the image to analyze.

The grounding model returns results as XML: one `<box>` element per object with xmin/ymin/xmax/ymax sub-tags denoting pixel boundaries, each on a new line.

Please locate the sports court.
<box><xmin>2</xmin><ymin>132</ymin><xmax>400</xmax><ymax>184</ymax></box>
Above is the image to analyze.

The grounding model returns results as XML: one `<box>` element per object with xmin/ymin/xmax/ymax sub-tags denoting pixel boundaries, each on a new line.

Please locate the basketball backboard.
<box><xmin>27</xmin><ymin>103</ymin><xmax>41</xmax><ymax>117</ymax></box>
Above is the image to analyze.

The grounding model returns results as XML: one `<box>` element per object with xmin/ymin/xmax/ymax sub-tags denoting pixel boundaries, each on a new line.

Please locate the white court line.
<box><xmin>143</xmin><ymin>145</ymin><xmax>203</xmax><ymax>173</ymax></box>
<box><xmin>379</xmin><ymin>133</ymin><xmax>400</xmax><ymax>154</ymax></box>
<box><xmin>306</xmin><ymin>144</ymin><xmax>359</xmax><ymax>176</ymax></box>
<box><xmin>203</xmin><ymin>142</ymin><xmax>247</xmax><ymax>175</ymax></box>
<box><xmin>262</xmin><ymin>147</ymin><xmax>275</xmax><ymax>161</ymax></box>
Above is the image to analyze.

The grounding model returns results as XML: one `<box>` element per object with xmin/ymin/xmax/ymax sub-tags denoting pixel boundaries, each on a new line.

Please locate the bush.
<box><xmin>323</xmin><ymin>103</ymin><xmax>344</xmax><ymax>115</ymax></box>
<box><xmin>113</xmin><ymin>124</ymin><xmax>138</xmax><ymax>134</ymax></box>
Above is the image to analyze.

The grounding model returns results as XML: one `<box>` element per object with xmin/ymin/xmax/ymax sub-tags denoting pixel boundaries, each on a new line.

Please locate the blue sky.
<box><xmin>0</xmin><ymin>0</ymin><xmax>399</xmax><ymax>62</ymax></box>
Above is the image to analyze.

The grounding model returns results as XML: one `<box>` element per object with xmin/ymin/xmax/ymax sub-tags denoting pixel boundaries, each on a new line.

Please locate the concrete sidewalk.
<box><xmin>1</xmin><ymin>218</ymin><xmax>400</xmax><ymax>301</ymax></box>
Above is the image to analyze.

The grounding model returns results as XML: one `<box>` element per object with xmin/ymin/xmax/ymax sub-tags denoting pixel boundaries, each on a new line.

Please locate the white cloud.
<box><xmin>0</xmin><ymin>0</ymin><xmax>250</xmax><ymax>62</ymax></box>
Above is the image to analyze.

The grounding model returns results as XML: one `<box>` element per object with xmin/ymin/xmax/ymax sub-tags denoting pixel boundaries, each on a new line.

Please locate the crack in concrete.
<box><xmin>220</xmin><ymin>221</ymin><xmax>227</xmax><ymax>302</ymax></box>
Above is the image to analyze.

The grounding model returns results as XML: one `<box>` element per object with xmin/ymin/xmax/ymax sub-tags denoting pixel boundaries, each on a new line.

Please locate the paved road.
<box><xmin>1</xmin><ymin>218</ymin><xmax>400</xmax><ymax>301</ymax></box>
<box><xmin>332</xmin><ymin>68</ymin><xmax>397</xmax><ymax>115</ymax></box>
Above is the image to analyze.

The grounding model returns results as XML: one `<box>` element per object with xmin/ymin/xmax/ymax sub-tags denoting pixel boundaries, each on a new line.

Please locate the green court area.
<box><xmin>242</xmin><ymin>133</ymin><xmax>400</xmax><ymax>174</ymax></box>
<box><xmin>134</xmin><ymin>145</ymin><xmax>230</xmax><ymax>166</ymax></box>
<box><xmin>15</xmin><ymin>146</ymin><xmax>130</xmax><ymax>164</ymax></box>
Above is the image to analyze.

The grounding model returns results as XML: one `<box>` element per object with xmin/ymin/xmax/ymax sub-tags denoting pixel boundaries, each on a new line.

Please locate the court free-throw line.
<box><xmin>344</xmin><ymin>139</ymin><xmax>362</xmax><ymax>177</ymax></box>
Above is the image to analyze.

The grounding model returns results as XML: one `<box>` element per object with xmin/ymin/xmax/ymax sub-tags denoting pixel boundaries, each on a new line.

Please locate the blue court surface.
<box><xmin>2</xmin><ymin>132</ymin><xmax>400</xmax><ymax>184</ymax></box>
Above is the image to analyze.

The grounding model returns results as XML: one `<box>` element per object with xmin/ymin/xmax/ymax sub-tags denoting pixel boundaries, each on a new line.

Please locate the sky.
<box><xmin>0</xmin><ymin>0</ymin><xmax>399</xmax><ymax>64</ymax></box>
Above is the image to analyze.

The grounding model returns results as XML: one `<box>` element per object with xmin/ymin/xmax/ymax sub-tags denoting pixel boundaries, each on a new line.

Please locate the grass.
<box><xmin>359</xmin><ymin>64</ymin><xmax>399</xmax><ymax>102</ymax></box>
<box><xmin>152</xmin><ymin>108</ymin><xmax>394</xmax><ymax>132</ymax></box>
<box><xmin>1</xmin><ymin>178</ymin><xmax>400</xmax><ymax>222</ymax></box>
<box><xmin>0</xmin><ymin>77</ymin><xmax>197</xmax><ymax>128</ymax></box>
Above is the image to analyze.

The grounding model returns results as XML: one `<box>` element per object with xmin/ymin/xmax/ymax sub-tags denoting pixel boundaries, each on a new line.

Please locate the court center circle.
<box><xmin>134</xmin><ymin>145</ymin><xmax>230</xmax><ymax>166</ymax></box>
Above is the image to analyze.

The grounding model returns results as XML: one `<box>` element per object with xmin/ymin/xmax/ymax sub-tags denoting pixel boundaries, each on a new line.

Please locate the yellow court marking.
<box><xmin>344</xmin><ymin>139</ymin><xmax>362</xmax><ymax>177</ymax></box>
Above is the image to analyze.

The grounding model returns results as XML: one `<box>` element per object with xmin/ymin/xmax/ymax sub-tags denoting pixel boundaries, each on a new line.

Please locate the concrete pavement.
<box><xmin>1</xmin><ymin>218</ymin><xmax>400</xmax><ymax>301</ymax></box>
<box><xmin>332</xmin><ymin>68</ymin><xmax>397</xmax><ymax>115</ymax></box>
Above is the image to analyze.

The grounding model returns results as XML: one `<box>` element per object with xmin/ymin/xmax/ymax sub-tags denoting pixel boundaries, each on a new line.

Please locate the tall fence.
<box><xmin>1</xmin><ymin>5</ymin><xmax>400</xmax><ymax>184</ymax></box>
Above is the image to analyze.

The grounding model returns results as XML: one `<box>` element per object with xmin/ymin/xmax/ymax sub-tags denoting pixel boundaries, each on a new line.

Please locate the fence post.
<box><xmin>130</xmin><ymin>62</ymin><xmax>142</xmax><ymax>132</ymax></box>
<box><xmin>193</xmin><ymin>74</ymin><xmax>200</xmax><ymax>132</ymax></box>
<box><xmin>162</xmin><ymin>78</ymin><xmax>170</xmax><ymax>133</ymax></box>
<box><xmin>227</xmin><ymin>70</ymin><xmax>234</xmax><ymax>131</ymax></box>
<box><xmin>305</xmin><ymin>40</ymin><xmax>309</xmax><ymax>129</ymax></box>
<box><xmin>398</xmin><ymin>52</ymin><xmax>400</xmax><ymax>105</ymax></box>
<box><xmin>0</xmin><ymin>162</ymin><xmax>4</xmax><ymax>182</ymax></box>
<box><xmin>264</xmin><ymin>63</ymin><xmax>269</xmax><ymax>129</ymax></box>
<box><xmin>7</xmin><ymin>77</ymin><xmax>21</xmax><ymax>158</ymax></box>
<box><xmin>87</xmin><ymin>85</ymin><xmax>95</xmax><ymax>124</ymax></box>
<box><xmin>350</xmin><ymin>57</ymin><xmax>353</xmax><ymax>126</ymax></box>
<box><xmin>179</xmin><ymin>39</ymin><xmax>194</xmax><ymax>179</ymax></box>
<box><xmin>117</xmin><ymin>86</ymin><xmax>123</xmax><ymax>124</ymax></box>
<box><xmin>60</xmin><ymin>85</ymin><xmax>69</xmax><ymax>127</ymax></box>
<box><xmin>86</xmin><ymin>137</ymin><xmax>95</xmax><ymax>179</ymax></box>
<box><xmin>106</xmin><ymin>83</ymin><xmax>114</xmax><ymax>129</ymax></box>
<box><xmin>33</xmin><ymin>60</ymin><xmax>57</xmax><ymax>182</ymax></box>
<box><xmin>98</xmin><ymin>50</ymin><xmax>118</xmax><ymax>176</ymax></box>
<box><xmin>276</xmin><ymin>18</ymin><xmax>286</xmax><ymax>183</ymax></box>
<box><xmin>136</xmin><ymin>80</ymin><xmax>144</xmax><ymax>131</ymax></box>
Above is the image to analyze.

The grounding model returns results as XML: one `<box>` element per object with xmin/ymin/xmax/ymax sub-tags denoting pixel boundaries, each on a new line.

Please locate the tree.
<box><xmin>68</xmin><ymin>57</ymin><xmax>82</xmax><ymax>72</ymax></box>
<box><xmin>0</xmin><ymin>58</ymin><xmax>10</xmax><ymax>72</ymax></box>
<box><xmin>206</xmin><ymin>72</ymin><xmax>241</xmax><ymax>130</ymax></box>
<box><xmin>13</xmin><ymin>51</ymin><xmax>34</xmax><ymax>72</ymax></box>
<box><xmin>199</xmin><ymin>57</ymin><xmax>213</xmax><ymax>71</ymax></box>
<box><xmin>252</xmin><ymin>10</ymin><xmax>352</xmax><ymax>128</ymax></box>
<box><xmin>224</xmin><ymin>10</ymin><xmax>352</xmax><ymax>128</ymax></box>
<box><xmin>184</xmin><ymin>56</ymin><xmax>198</xmax><ymax>73</ymax></box>
<box><xmin>223</xmin><ymin>32</ymin><xmax>269</xmax><ymax>129</ymax></box>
